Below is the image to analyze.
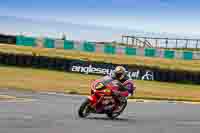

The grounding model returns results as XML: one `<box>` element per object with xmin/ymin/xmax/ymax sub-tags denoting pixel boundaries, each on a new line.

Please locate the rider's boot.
<box><xmin>104</xmin><ymin>105</ymin><xmax>113</xmax><ymax>113</ymax></box>
<box><xmin>113</xmin><ymin>96</ymin><xmax>126</xmax><ymax>113</ymax></box>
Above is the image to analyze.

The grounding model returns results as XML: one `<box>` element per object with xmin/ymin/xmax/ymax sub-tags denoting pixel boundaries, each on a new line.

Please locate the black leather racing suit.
<box><xmin>100</xmin><ymin>73</ymin><xmax>129</xmax><ymax>96</ymax></box>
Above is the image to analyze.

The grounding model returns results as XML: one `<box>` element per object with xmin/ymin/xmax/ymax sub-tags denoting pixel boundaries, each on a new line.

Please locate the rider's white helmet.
<box><xmin>113</xmin><ymin>66</ymin><xmax>126</xmax><ymax>80</ymax></box>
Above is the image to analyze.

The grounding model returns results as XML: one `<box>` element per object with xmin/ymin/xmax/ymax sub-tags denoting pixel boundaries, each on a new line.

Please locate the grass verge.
<box><xmin>0</xmin><ymin>44</ymin><xmax>200</xmax><ymax>72</ymax></box>
<box><xmin>0</xmin><ymin>65</ymin><xmax>200</xmax><ymax>102</ymax></box>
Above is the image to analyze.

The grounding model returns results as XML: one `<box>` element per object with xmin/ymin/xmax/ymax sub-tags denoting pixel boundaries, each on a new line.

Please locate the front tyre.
<box><xmin>78</xmin><ymin>98</ymin><xmax>91</xmax><ymax>118</ymax></box>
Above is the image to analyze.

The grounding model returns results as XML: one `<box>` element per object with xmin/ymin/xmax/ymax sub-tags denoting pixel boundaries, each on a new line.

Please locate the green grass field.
<box><xmin>0</xmin><ymin>65</ymin><xmax>200</xmax><ymax>102</ymax></box>
<box><xmin>0</xmin><ymin>44</ymin><xmax>200</xmax><ymax>72</ymax></box>
<box><xmin>0</xmin><ymin>94</ymin><xmax>17</xmax><ymax>100</ymax></box>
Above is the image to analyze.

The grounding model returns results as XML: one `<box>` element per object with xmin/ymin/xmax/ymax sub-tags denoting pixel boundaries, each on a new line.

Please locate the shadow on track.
<box><xmin>87</xmin><ymin>117</ymin><xmax>128</xmax><ymax>121</ymax></box>
<box><xmin>79</xmin><ymin>116</ymin><xmax>137</xmax><ymax>124</ymax></box>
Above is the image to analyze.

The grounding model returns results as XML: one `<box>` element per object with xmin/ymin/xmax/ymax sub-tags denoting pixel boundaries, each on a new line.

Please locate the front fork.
<box><xmin>87</xmin><ymin>95</ymin><xmax>97</xmax><ymax>105</ymax></box>
<box><xmin>87</xmin><ymin>95</ymin><xmax>100</xmax><ymax>109</ymax></box>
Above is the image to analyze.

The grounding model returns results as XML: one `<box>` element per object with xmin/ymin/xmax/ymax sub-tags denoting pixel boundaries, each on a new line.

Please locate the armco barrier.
<box><xmin>0</xmin><ymin>51</ymin><xmax>200</xmax><ymax>84</ymax></box>
<box><xmin>14</xmin><ymin>35</ymin><xmax>200</xmax><ymax>60</ymax></box>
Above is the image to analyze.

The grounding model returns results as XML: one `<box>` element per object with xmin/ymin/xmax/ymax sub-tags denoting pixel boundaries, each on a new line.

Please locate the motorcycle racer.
<box><xmin>78</xmin><ymin>66</ymin><xmax>136</xmax><ymax>118</ymax></box>
<box><xmin>94</xmin><ymin>66</ymin><xmax>136</xmax><ymax>112</ymax></box>
<box><xmin>100</xmin><ymin>66</ymin><xmax>135</xmax><ymax>95</ymax></box>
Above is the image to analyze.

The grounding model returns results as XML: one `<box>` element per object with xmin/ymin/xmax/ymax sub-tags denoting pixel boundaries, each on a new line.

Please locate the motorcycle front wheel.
<box><xmin>78</xmin><ymin>98</ymin><xmax>91</xmax><ymax>118</ymax></box>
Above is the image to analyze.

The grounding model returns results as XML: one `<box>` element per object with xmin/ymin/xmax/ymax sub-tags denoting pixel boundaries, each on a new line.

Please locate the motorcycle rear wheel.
<box><xmin>106</xmin><ymin>100</ymin><xmax>127</xmax><ymax>119</ymax></box>
<box><xmin>78</xmin><ymin>98</ymin><xmax>91</xmax><ymax>118</ymax></box>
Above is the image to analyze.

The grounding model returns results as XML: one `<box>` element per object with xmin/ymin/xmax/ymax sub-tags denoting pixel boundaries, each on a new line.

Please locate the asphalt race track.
<box><xmin>0</xmin><ymin>89</ymin><xmax>200</xmax><ymax>133</ymax></box>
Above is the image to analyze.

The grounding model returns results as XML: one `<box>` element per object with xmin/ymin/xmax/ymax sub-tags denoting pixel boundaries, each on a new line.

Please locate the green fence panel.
<box><xmin>125</xmin><ymin>47</ymin><xmax>136</xmax><ymax>56</ymax></box>
<box><xmin>183</xmin><ymin>51</ymin><xmax>193</xmax><ymax>60</ymax></box>
<box><xmin>16</xmin><ymin>36</ymin><xmax>36</xmax><ymax>47</ymax></box>
<box><xmin>83</xmin><ymin>42</ymin><xmax>95</xmax><ymax>52</ymax></box>
<box><xmin>16</xmin><ymin>36</ymin><xmax>22</xmax><ymax>45</ymax></box>
<box><xmin>43</xmin><ymin>38</ymin><xmax>55</xmax><ymax>48</ymax></box>
<box><xmin>164</xmin><ymin>50</ymin><xmax>175</xmax><ymax>59</ymax></box>
<box><xmin>64</xmin><ymin>40</ymin><xmax>74</xmax><ymax>50</ymax></box>
<box><xmin>16</xmin><ymin>36</ymin><xmax>22</xmax><ymax>46</ymax></box>
<box><xmin>144</xmin><ymin>48</ymin><xmax>156</xmax><ymax>57</ymax></box>
<box><xmin>104</xmin><ymin>44</ymin><xmax>116</xmax><ymax>54</ymax></box>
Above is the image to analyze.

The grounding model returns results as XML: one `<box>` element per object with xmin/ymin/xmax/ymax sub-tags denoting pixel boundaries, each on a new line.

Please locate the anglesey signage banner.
<box><xmin>70</xmin><ymin>63</ymin><xmax>154</xmax><ymax>81</ymax></box>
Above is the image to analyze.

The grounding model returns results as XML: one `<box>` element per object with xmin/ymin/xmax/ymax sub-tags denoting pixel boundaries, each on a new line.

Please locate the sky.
<box><xmin>0</xmin><ymin>0</ymin><xmax>200</xmax><ymax>41</ymax></box>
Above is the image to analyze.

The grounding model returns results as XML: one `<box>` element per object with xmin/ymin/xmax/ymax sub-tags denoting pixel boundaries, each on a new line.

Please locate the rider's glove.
<box><xmin>116</xmin><ymin>82</ymin><xmax>128</xmax><ymax>91</ymax></box>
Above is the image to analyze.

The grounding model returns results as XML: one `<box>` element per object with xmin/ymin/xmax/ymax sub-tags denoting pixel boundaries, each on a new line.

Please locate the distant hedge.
<box><xmin>0</xmin><ymin>34</ymin><xmax>16</xmax><ymax>44</ymax></box>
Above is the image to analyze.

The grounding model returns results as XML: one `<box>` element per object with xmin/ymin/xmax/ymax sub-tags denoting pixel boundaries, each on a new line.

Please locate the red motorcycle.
<box><xmin>78</xmin><ymin>78</ymin><xmax>135</xmax><ymax>119</ymax></box>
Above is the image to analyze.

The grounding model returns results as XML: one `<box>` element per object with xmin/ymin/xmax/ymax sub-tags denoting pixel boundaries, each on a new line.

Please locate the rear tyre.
<box><xmin>106</xmin><ymin>100</ymin><xmax>127</xmax><ymax>119</ymax></box>
<box><xmin>78</xmin><ymin>98</ymin><xmax>91</xmax><ymax>118</ymax></box>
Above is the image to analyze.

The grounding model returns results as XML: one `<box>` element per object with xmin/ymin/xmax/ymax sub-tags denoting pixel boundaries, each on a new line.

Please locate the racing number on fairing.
<box><xmin>95</xmin><ymin>82</ymin><xmax>104</xmax><ymax>90</ymax></box>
